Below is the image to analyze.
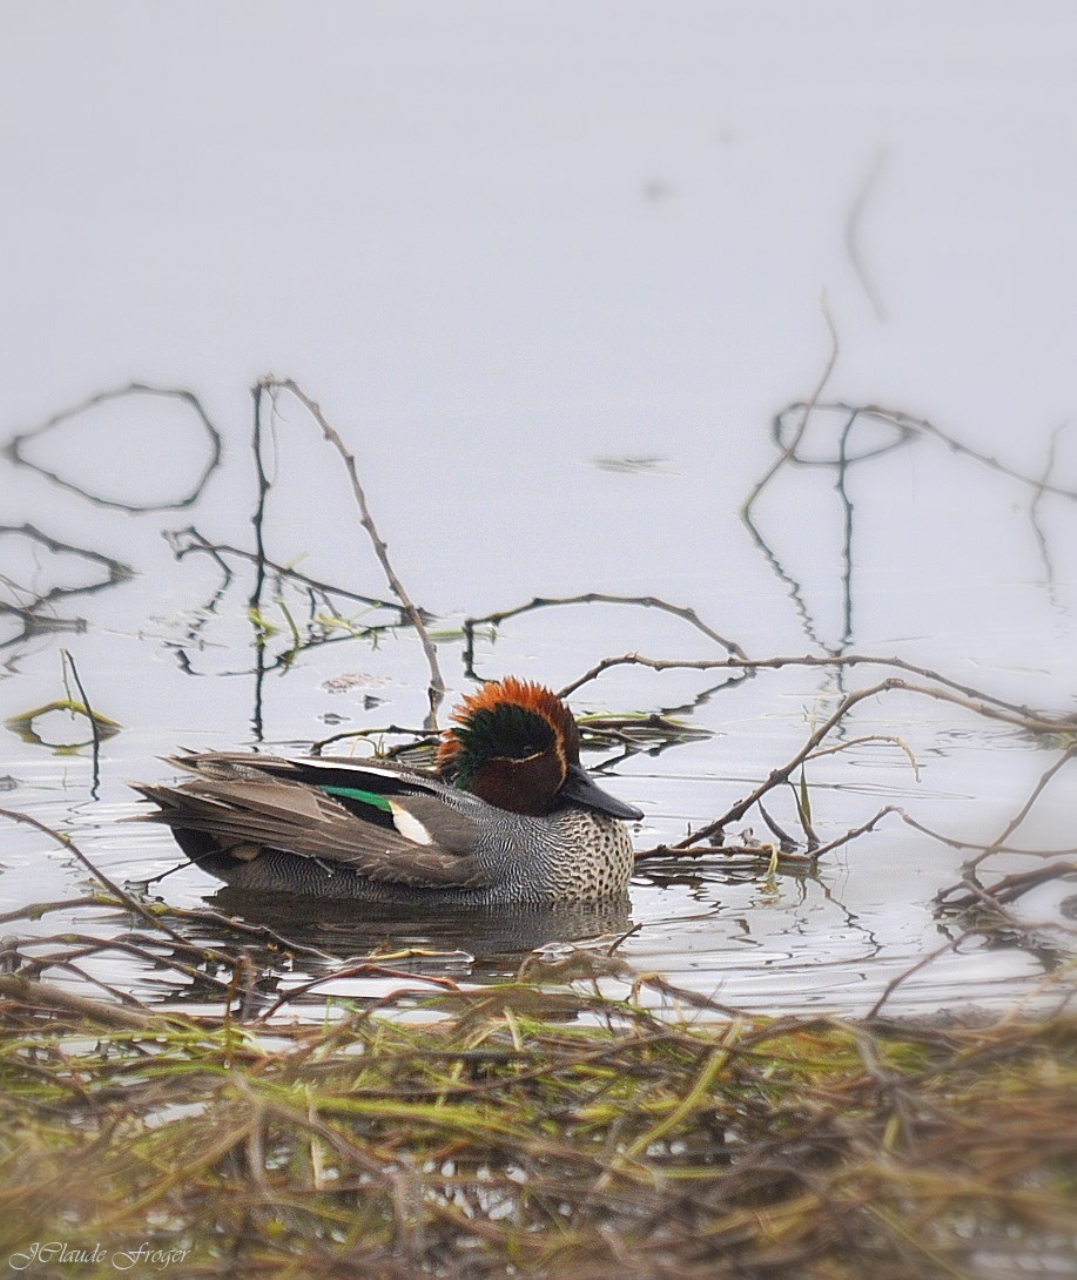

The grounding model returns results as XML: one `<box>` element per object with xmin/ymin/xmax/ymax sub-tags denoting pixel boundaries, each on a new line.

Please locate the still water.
<box><xmin>2</xmin><ymin>4</ymin><xmax>1075</xmax><ymax>1019</ymax></box>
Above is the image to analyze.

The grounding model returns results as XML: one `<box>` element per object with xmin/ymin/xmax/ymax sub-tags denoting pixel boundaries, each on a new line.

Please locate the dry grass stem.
<box><xmin>2</xmin><ymin>984</ymin><xmax>1074</xmax><ymax>1279</ymax></box>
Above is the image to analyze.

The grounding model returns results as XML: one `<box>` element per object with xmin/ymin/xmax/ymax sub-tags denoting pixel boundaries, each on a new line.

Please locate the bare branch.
<box><xmin>258</xmin><ymin>378</ymin><xmax>446</xmax><ymax>730</ymax></box>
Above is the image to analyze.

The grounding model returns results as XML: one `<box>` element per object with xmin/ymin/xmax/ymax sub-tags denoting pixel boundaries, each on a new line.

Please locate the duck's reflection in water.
<box><xmin>203</xmin><ymin>886</ymin><xmax>633</xmax><ymax>975</ymax></box>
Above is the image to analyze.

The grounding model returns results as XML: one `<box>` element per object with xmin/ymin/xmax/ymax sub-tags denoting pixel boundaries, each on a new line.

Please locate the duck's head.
<box><xmin>437</xmin><ymin>677</ymin><xmax>643</xmax><ymax>821</ymax></box>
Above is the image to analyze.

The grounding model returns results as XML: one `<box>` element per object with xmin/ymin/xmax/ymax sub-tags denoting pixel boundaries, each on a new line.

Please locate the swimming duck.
<box><xmin>133</xmin><ymin>678</ymin><xmax>642</xmax><ymax>905</ymax></box>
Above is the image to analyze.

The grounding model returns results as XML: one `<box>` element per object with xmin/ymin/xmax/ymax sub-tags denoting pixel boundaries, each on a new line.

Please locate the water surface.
<box><xmin>2</xmin><ymin>3</ymin><xmax>1075</xmax><ymax>1020</ymax></box>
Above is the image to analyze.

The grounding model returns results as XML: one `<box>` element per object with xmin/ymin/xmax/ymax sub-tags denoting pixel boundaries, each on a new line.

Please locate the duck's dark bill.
<box><xmin>561</xmin><ymin>763</ymin><xmax>643</xmax><ymax>821</ymax></box>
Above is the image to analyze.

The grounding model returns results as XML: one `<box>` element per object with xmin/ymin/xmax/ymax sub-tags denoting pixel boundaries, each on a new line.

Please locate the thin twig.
<box><xmin>804</xmin><ymin>733</ymin><xmax>920</xmax><ymax>779</ymax></box>
<box><xmin>0</xmin><ymin>973</ymin><xmax>154</xmax><ymax>1028</ymax></box>
<box><xmin>678</xmin><ymin>674</ymin><xmax>1068</xmax><ymax>847</ymax></box>
<box><xmin>256</xmin><ymin>963</ymin><xmax>463</xmax><ymax>1021</ymax></box>
<box><xmin>965</xmin><ymin>743</ymin><xmax>1077</xmax><ymax>873</ymax></box>
<box><xmin>898</xmin><ymin>810</ymin><xmax>1077</xmax><ymax>858</ymax></box>
<box><xmin>564</xmin><ymin>650</ymin><xmax>1071</xmax><ymax>730</ymax></box>
<box><xmin>0</xmin><ymin>807</ymin><xmax>191</xmax><ymax>948</ymax></box>
<box><xmin>260</xmin><ymin>378</ymin><xmax>446</xmax><ymax>730</ymax></box>
<box><xmin>464</xmin><ymin>593</ymin><xmax>747</xmax><ymax>683</ymax></box>
<box><xmin>167</xmin><ymin>526</ymin><xmax>404</xmax><ymax>615</ymax></box>
<box><xmin>808</xmin><ymin>806</ymin><xmax>903</xmax><ymax>858</ymax></box>
<box><xmin>936</xmin><ymin>862</ymin><xmax>1077</xmax><ymax>912</ymax></box>
<box><xmin>866</xmin><ymin>931</ymin><xmax>978</xmax><ymax>1020</ymax></box>
<box><xmin>61</xmin><ymin>649</ymin><xmax>101</xmax><ymax>795</ymax></box>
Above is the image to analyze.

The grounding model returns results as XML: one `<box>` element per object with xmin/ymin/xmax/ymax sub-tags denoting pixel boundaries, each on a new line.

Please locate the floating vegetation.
<box><xmin>4</xmin><ymin>699</ymin><xmax>121</xmax><ymax>750</ymax></box>
<box><xmin>577</xmin><ymin>709</ymin><xmax>712</xmax><ymax>752</ymax></box>
<box><xmin>1</xmin><ymin>982</ymin><xmax>1075</xmax><ymax>1279</ymax></box>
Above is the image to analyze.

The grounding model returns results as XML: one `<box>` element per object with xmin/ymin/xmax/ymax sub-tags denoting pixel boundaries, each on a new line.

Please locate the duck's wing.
<box><xmin>132</xmin><ymin>753</ymin><xmax>493</xmax><ymax>889</ymax></box>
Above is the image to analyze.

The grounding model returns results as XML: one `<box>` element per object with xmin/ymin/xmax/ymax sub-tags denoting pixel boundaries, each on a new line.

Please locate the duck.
<box><xmin>133</xmin><ymin>678</ymin><xmax>643</xmax><ymax>905</ymax></box>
